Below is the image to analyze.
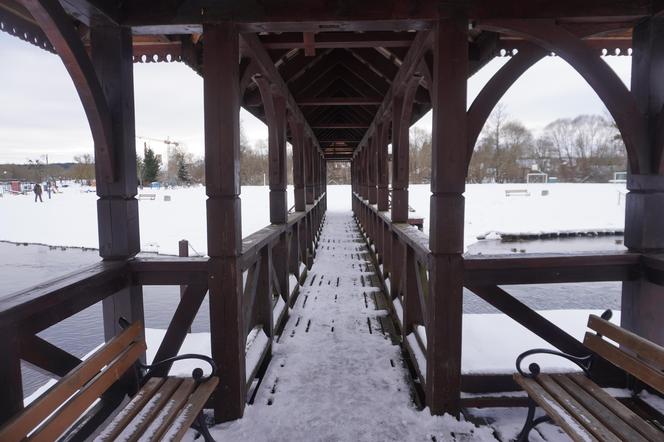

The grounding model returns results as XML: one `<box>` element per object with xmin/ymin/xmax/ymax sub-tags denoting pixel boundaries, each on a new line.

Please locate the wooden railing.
<box><xmin>0</xmin><ymin>193</ymin><xmax>326</xmax><ymax>424</ymax></box>
<box><xmin>352</xmin><ymin>192</ymin><xmax>662</xmax><ymax>407</ymax></box>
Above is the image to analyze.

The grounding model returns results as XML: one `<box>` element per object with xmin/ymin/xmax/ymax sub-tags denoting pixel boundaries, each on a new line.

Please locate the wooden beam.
<box><xmin>356</xmin><ymin>31</ymin><xmax>432</xmax><ymax>154</ymax></box>
<box><xmin>241</xmin><ymin>33</ymin><xmax>323</xmax><ymax>154</ymax></box>
<box><xmin>261</xmin><ymin>31</ymin><xmax>416</xmax><ymax>49</ymax></box>
<box><xmin>312</xmin><ymin>123</ymin><xmax>370</xmax><ymax>129</ymax></box>
<box><xmin>20</xmin><ymin>334</ymin><xmax>82</xmax><ymax>378</ymax></box>
<box><xmin>0</xmin><ymin>261</ymin><xmax>128</xmax><ymax>334</ymax></box>
<box><xmin>465</xmin><ymin>252</ymin><xmax>641</xmax><ymax>285</ymax></box>
<box><xmin>465</xmin><ymin>284</ymin><xmax>591</xmax><ymax>357</ymax></box>
<box><xmin>121</xmin><ymin>1</ymin><xmax>650</xmax><ymax>32</ymax></box>
<box><xmin>297</xmin><ymin>97</ymin><xmax>382</xmax><ymax>106</ymax></box>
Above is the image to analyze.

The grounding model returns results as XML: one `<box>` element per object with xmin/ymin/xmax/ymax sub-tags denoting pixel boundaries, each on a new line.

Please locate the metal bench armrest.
<box><xmin>516</xmin><ymin>348</ymin><xmax>593</xmax><ymax>379</ymax></box>
<box><xmin>140</xmin><ymin>354</ymin><xmax>218</xmax><ymax>384</ymax></box>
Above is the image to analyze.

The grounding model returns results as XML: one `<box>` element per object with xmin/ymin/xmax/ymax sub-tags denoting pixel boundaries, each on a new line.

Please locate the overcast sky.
<box><xmin>0</xmin><ymin>31</ymin><xmax>631</xmax><ymax>164</ymax></box>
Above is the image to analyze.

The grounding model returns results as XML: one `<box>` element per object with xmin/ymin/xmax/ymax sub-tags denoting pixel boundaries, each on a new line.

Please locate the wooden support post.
<box><xmin>368</xmin><ymin>136</ymin><xmax>377</xmax><ymax>204</ymax></box>
<box><xmin>391</xmin><ymin>94</ymin><xmax>408</xmax><ymax>222</ymax></box>
<box><xmin>292</xmin><ymin>120</ymin><xmax>306</xmax><ymax>211</ymax></box>
<box><xmin>305</xmin><ymin>137</ymin><xmax>315</xmax><ymax>204</ymax></box>
<box><xmin>90</xmin><ymin>25</ymin><xmax>144</xmax><ymax>341</ymax></box>
<box><xmin>0</xmin><ymin>329</ymin><xmax>22</xmax><ymax>423</ymax></box>
<box><xmin>622</xmin><ymin>17</ymin><xmax>664</xmax><ymax>346</ymax></box>
<box><xmin>203</xmin><ymin>22</ymin><xmax>245</xmax><ymax>423</ymax></box>
<box><xmin>269</xmin><ymin>95</ymin><xmax>288</xmax><ymax>224</ymax></box>
<box><xmin>179</xmin><ymin>239</ymin><xmax>192</xmax><ymax>333</ymax></box>
<box><xmin>377</xmin><ymin>121</ymin><xmax>389</xmax><ymax>211</ymax></box>
<box><xmin>427</xmin><ymin>16</ymin><xmax>468</xmax><ymax>417</ymax></box>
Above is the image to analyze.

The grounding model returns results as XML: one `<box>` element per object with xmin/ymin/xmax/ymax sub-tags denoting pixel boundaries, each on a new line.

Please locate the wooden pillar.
<box><xmin>305</xmin><ymin>137</ymin><xmax>315</xmax><ymax>204</ymax></box>
<box><xmin>268</xmin><ymin>95</ymin><xmax>288</xmax><ymax>224</ymax></box>
<box><xmin>427</xmin><ymin>16</ymin><xmax>468</xmax><ymax>416</ymax></box>
<box><xmin>292</xmin><ymin>120</ymin><xmax>306</xmax><ymax>211</ymax></box>
<box><xmin>368</xmin><ymin>136</ymin><xmax>377</xmax><ymax>204</ymax></box>
<box><xmin>91</xmin><ymin>25</ymin><xmax>144</xmax><ymax>340</ymax></box>
<box><xmin>622</xmin><ymin>17</ymin><xmax>664</xmax><ymax>345</ymax></box>
<box><xmin>203</xmin><ymin>23</ymin><xmax>245</xmax><ymax>422</ymax></box>
<box><xmin>391</xmin><ymin>95</ymin><xmax>408</xmax><ymax>222</ymax></box>
<box><xmin>377</xmin><ymin>121</ymin><xmax>389</xmax><ymax>211</ymax></box>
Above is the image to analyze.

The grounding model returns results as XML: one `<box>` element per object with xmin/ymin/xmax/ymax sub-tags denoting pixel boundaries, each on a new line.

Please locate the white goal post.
<box><xmin>526</xmin><ymin>172</ymin><xmax>548</xmax><ymax>184</ymax></box>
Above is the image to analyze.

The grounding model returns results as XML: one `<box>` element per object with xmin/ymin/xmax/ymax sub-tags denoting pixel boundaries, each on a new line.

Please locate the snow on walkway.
<box><xmin>209</xmin><ymin>211</ymin><xmax>494</xmax><ymax>441</ymax></box>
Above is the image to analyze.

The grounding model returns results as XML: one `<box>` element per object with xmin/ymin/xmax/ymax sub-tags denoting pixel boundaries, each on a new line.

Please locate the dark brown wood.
<box><xmin>466</xmin><ymin>43</ymin><xmax>546</xmax><ymax>166</ymax></box>
<box><xmin>292</xmin><ymin>120</ymin><xmax>306</xmax><ymax>211</ymax></box>
<box><xmin>466</xmin><ymin>284</ymin><xmax>590</xmax><ymax>357</ymax></box>
<box><xmin>0</xmin><ymin>261</ymin><xmax>128</xmax><ymax>334</ymax></box>
<box><xmin>0</xmin><ymin>331</ymin><xmax>22</xmax><ymax>425</ymax></box>
<box><xmin>425</xmin><ymin>16</ymin><xmax>468</xmax><ymax>417</ymax></box>
<box><xmin>376</xmin><ymin>121</ymin><xmax>389</xmax><ymax>211</ymax></box>
<box><xmin>149</xmin><ymin>283</ymin><xmax>208</xmax><ymax>377</ymax></box>
<box><xmin>203</xmin><ymin>22</ymin><xmax>246</xmax><ymax>423</ymax></box>
<box><xmin>464</xmin><ymin>252</ymin><xmax>641</xmax><ymax>285</ymax></box>
<box><xmin>20</xmin><ymin>334</ymin><xmax>82</xmax><ymax>378</ymax></box>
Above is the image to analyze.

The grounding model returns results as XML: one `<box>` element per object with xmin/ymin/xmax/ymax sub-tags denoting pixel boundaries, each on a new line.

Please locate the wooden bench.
<box><xmin>514</xmin><ymin>310</ymin><xmax>664</xmax><ymax>441</ymax></box>
<box><xmin>0</xmin><ymin>320</ymin><xmax>218</xmax><ymax>442</ymax></box>
<box><xmin>505</xmin><ymin>189</ymin><xmax>530</xmax><ymax>197</ymax></box>
<box><xmin>138</xmin><ymin>193</ymin><xmax>157</xmax><ymax>200</ymax></box>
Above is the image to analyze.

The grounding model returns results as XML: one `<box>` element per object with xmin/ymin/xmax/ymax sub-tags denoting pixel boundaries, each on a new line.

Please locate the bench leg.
<box><xmin>192</xmin><ymin>412</ymin><xmax>216</xmax><ymax>442</ymax></box>
<box><xmin>517</xmin><ymin>399</ymin><xmax>552</xmax><ymax>442</ymax></box>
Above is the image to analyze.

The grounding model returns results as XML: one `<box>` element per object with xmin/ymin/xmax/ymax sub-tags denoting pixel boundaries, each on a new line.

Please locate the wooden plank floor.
<box><xmin>212</xmin><ymin>211</ymin><xmax>496</xmax><ymax>441</ymax></box>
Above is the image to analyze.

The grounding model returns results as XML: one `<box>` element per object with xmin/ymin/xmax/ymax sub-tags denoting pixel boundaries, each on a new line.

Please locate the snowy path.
<box><xmin>210</xmin><ymin>211</ymin><xmax>495</xmax><ymax>441</ymax></box>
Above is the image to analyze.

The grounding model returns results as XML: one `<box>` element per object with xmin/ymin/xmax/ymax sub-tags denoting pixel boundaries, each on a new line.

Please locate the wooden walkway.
<box><xmin>212</xmin><ymin>211</ymin><xmax>494</xmax><ymax>441</ymax></box>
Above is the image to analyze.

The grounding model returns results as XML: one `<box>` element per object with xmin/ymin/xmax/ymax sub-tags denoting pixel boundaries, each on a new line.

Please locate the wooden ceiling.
<box><xmin>0</xmin><ymin>0</ymin><xmax>644</xmax><ymax>160</ymax></box>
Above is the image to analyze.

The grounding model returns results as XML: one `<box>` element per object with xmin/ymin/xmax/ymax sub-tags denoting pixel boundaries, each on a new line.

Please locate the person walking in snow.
<box><xmin>45</xmin><ymin>181</ymin><xmax>52</xmax><ymax>199</ymax></box>
<box><xmin>33</xmin><ymin>183</ymin><xmax>43</xmax><ymax>203</ymax></box>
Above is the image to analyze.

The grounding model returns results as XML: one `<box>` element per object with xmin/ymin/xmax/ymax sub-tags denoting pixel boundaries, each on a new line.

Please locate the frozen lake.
<box><xmin>0</xmin><ymin>183</ymin><xmax>626</xmax><ymax>396</ymax></box>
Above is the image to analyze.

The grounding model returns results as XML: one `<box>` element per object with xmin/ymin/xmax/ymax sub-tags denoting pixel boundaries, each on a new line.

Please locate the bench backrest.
<box><xmin>0</xmin><ymin>322</ymin><xmax>145</xmax><ymax>442</ymax></box>
<box><xmin>584</xmin><ymin>314</ymin><xmax>664</xmax><ymax>394</ymax></box>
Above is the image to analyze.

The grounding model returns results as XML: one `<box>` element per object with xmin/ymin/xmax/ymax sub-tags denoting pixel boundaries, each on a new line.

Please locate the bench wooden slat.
<box><xmin>587</xmin><ymin>315</ymin><xmax>664</xmax><ymax>370</ymax></box>
<box><xmin>584</xmin><ymin>333</ymin><xmax>664</xmax><ymax>394</ymax></box>
<box><xmin>514</xmin><ymin>374</ymin><xmax>598</xmax><ymax>442</ymax></box>
<box><xmin>538</xmin><ymin>374</ymin><xmax>621</xmax><ymax>442</ymax></box>
<box><xmin>118</xmin><ymin>377</ymin><xmax>183</xmax><ymax>442</ymax></box>
<box><xmin>29</xmin><ymin>340</ymin><xmax>147</xmax><ymax>442</ymax></box>
<box><xmin>163</xmin><ymin>377</ymin><xmax>219</xmax><ymax>442</ymax></box>
<box><xmin>0</xmin><ymin>322</ymin><xmax>144</xmax><ymax>442</ymax></box>
<box><xmin>95</xmin><ymin>377</ymin><xmax>166</xmax><ymax>441</ymax></box>
<box><xmin>565</xmin><ymin>373</ymin><xmax>663</xmax><ymax>442</ymax></box>
<box><xmin>142</xmin><ymin>379</ymin><xmax>197</xmax><ymax>441</ymax></box>
<box><xmin>553</xmin><ymin>374</ymin><xmax>650</xmax><ymax>442</ymax></box>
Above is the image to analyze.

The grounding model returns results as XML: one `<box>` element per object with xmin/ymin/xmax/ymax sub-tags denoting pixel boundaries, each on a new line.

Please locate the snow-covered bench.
<box><xmin>513</xmin><ymin>310</ymin><xmax>664</xmax><ymax>441</ymax></box>
<box><xmin>0</xmin><ymin>320</ymin><xmax>218</xmax><ymax>441</ymax></box>
<box><xmin>505</xmin><ymin>189</ymin><xmax>530</xmax><ymax>197</ymax></box>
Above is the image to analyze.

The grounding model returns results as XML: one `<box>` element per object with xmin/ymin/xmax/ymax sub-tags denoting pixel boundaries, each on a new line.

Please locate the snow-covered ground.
<box><xmin>0</xmin><ymin>182</ymin><xmax>627</xmax><ymax>255</ymax></box>
<box><xmin>408</xmin><ymin>183</ymin><xmax>626</xmax><ymax>248</ymax></box>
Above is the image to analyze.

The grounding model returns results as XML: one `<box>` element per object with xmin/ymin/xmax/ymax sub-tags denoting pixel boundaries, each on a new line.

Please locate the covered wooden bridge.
<box><xmin>2</xmin><ymin>0</ymin><xmax>664</xmax><ymax>438</ymax></box>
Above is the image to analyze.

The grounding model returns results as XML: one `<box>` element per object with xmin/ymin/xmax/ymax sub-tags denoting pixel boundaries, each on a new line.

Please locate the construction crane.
<box><xmin>136</xmin><ymin>136</ymin><xmax>182</xmax><ymax>149</ymax></box>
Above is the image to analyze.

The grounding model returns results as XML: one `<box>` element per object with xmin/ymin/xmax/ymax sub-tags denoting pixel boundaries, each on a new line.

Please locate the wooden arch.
<box><xmin>21</xmin><ymin>0</ymin><xmax>115</xmax><ymax>181</ymax></box>
<box><xmin>466</xmin><ymin>43</ymin><xmax>546</xmax><ymax>167</ymax></box>
<box><xmin>477</xmin><ymin>19</ymin><xmax>649</xmax><ymax>174</ymax></box>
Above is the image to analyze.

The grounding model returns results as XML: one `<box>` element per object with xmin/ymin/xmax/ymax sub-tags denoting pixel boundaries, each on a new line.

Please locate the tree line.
<box><xmin>409</xmin><ymin>107</ymin><xmax>627</xmax><ymax>184</ymax></box>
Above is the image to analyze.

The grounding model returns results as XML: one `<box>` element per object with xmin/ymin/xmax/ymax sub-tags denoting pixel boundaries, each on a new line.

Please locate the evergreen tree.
<box><xmin>142</xmin><ymin>145</ymin><xmax>161</xmax><ymax>184</ymax></box>
<box><xmin>176</xmin><ymin>152</ymin><xmax>192</xmax><ymax>185</ymax></box>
